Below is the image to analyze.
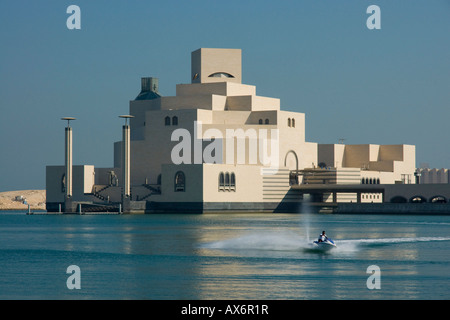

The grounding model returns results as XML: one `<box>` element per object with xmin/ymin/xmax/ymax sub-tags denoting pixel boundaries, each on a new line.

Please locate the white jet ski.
<box><xmin>313</xmin><ymin>238</ymin><xmax>337</xmax><ymax>250</ymax></box>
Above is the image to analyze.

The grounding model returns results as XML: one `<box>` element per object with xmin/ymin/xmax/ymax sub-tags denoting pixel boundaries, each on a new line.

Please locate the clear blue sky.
<box><xmin>0</xmin><ymin>0</ymin><xmax>449</xmax><ymax>191</ymax></box>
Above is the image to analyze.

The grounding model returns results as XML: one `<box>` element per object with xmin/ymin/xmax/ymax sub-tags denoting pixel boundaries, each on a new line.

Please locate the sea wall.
<box><xmin>334</xmin><ymin>203</ymin><xmax>450</xmax><ymax>215</ymax></box>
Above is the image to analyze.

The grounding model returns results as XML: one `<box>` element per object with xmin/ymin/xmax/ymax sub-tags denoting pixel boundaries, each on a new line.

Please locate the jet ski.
<box><xmin>313</xmin><ymin>238</ymin><xmax>337</xmax><ymax>250</ymax></box>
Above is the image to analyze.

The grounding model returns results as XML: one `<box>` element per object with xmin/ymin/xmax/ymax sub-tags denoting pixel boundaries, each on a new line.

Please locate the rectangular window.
<box><xmin>401</xmin><ymin>174</ymin><xmax>411</xmax><ymax>184</ymax></box>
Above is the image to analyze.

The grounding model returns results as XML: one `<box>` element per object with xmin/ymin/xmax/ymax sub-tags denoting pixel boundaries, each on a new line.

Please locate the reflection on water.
<box><xmin>0</xmin><ymin>212</ymin><xmax>449</xmax><ymax>299</ymax></box>
<box><xmin>194</xmin><ymin>214</ymin><xmax>450</xmax><ymax>300</ymax></box>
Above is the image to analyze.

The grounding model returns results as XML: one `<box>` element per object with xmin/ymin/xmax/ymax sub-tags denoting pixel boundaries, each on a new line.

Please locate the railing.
<box><xmin>87</xmin><ymin>185</ymin><xmax>114</xmax><ymax>202</ymax></box>
<box><xmin>138</xmin><ymin>184</ymin><xmax>161</xmax><ymax>201</ymax></box>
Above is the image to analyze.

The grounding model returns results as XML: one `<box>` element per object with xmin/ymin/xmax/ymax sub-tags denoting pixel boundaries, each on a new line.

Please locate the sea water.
<box><xmin>0</xmin><ymin>211</ymin><xmax>449</xmax><ymax>300</ymax></box>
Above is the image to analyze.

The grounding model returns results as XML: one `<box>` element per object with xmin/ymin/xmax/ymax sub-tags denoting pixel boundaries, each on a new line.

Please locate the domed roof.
<box><xmin>135</xmin><ymin>90</ymin><xmax>161</xmax><ymax>100</ymax></box>
<box><xmin>134</xmin><ymin>77</ymin><xmax>161</xmax><ymax>100</ymax></box>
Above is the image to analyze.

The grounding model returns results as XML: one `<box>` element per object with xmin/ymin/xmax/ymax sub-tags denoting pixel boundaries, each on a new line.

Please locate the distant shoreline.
<box><xmin>0</xmin><ymin>190</ymin><xmax>46</xmax><ymax>211</ymax></box>
<box><xmin>2</xmin><ymin>189</ymin><xmax>450</xmax><ymax>215</ymax></box>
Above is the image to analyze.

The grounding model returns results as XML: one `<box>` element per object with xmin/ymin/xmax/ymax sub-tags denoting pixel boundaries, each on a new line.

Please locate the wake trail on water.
<box><xmin>201</xmin><ymin>232</ymin><xmax>450</xmax><ymax>255</ymax></box>
<box><xmin>201</xmin><ymin>231</ymin><xmax>309</xmax><ymax>252</ymax></box>
<box><xmin>338</xmin><ymin>236</ymin><xmax>450</xmax><ymax>245</ymax></box>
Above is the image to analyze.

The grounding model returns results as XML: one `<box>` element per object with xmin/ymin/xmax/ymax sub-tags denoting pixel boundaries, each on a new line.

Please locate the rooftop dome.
<box><xmin>135</xmin><ymin>77</ymin><xmax>161</xmax><ymax>100</ymax></box>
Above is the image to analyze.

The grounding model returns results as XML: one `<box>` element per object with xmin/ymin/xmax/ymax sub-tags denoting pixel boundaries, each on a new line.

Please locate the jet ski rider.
<box><xmin>318</xmin><ymin>231</ymin><xmax>328</xmax><ymax>243</ymax></box>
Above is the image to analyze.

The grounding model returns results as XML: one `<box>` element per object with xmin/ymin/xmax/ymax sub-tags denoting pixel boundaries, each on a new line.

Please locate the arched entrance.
<box><xmin>285</xmin><ymin>150</ymin><xmax>299</xmax><ymax>185</ymax></box>
<box><xmin>284</xmin><ymin>150</ymin><xmax>299</xmax><ymax>171</ymax></box>
<box><xmin>390</xmin><ymin>196</ymin><xmax>407</xmax><ymax>203</ymax></box>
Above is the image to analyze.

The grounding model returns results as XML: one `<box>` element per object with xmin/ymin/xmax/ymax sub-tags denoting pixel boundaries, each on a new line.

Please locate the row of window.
<box><xmin>219</xmin><ymin>172</ymin><xmax>236</xmax><ymax>191</ymax></box>
<box><xmin>174</xmin><ymin>171</ymin><xmax>237</xmax><ymax>193</ymax></box>
<box><xmin>165</xmin><ymin>116</ymin><xmax>178</xmax><ymax>126</ymax></box>
<box><xmin>361</xmin><ymin>178</ymin><xmax>380</xmax><ymax>184</ymax></box>
<box><xmin>165</xmin><ymin>117</ymin><xmax>297</xmax><ymax>128</ymax></box>
<box><xmin>392</xmin><ymin>195</ymin><xmax>447</xmax><ymax>203</ymax></box>
<box><xmin>362</xmin><ymin>194</ymin><xmax>381</xmax><ymax>200</ymax></box>
<box><xmin>164</xmin><ymin>116</ymin><xmax>298</xmax><ymax>128</ymax></box>
<box><xmin>287</xmin><ymin>118</ymin><xmax>296</xmax><ymax>128</ymax></box>
<box><xmin>401</xmin><ymin>174</ymin><xmax>412</xmax><ymax>184</ymax></box>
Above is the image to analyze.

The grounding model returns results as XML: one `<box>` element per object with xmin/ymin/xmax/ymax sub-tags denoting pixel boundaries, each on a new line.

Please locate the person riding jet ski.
<box><xmin>314</xmin><ymin>230</ymin><xmax>336</xmax><ymax>249</ymax></box>
<box><xmin>317</xmin><ymin>231</ymin><xmax>328</xmax><ymax>243</ymax></box>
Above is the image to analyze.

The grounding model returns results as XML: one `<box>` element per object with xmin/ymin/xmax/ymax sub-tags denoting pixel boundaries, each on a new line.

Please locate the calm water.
<box><xmin>0</xmin><ymin>211</ymin><xmax>449</xmax><ymax>300</ymax></box>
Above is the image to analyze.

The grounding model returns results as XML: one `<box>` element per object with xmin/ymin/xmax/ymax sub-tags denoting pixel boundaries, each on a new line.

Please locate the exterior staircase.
<box><xmin>91</xmin><ymin>185</ymin><xmax>111</xmax><ymax>202</ymax></box>
<box><xmin>139</xmin><ymin>184</ymin><xmax>161</xmax><ymax>201</ymax></box>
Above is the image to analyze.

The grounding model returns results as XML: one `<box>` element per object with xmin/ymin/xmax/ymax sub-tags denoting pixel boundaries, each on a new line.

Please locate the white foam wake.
<box><xmin>337</xmin><ymin>236</ymin><xmax>450</xmax><ymax>245</ymax></box>
<box><xmin>201</xmin><ymin>231</ymin><xmax>307</xmax><ymax>251</ymax></box>
<box><xmin>201</xmin><ymin>233</ymin><xmax>450</xmax><ymax>254</ymax></box>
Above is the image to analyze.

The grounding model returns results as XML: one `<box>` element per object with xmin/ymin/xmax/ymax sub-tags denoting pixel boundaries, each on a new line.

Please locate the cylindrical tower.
<box><xmin>122</xmin><ymin>123</ymin><xmax>130</xmax><ymax>198</ymax></box>
<box><xmin>119</xmin><ymin>115</ymin><xmax>134</xmax><ymax>201</ymax></box>
<box><xmin>65</xmin><ymin>125</ymin><xmax>73</xmax><ymax>198</ymax></box>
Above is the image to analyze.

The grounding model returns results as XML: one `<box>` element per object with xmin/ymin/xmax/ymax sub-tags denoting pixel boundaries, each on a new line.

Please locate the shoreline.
<box><xmin>2</xmin><ymin>189</ymin><xmax>450</xmax><ymax>215</ymax></box>
<box><xmin>0</xmin><ymin>190</ymin><xmax>46</xmax><ymax>211</ymax></box>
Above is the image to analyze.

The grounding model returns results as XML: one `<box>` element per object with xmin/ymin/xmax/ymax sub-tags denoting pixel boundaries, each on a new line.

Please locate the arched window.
<box><xmin>225</xmin><ymin>172</ymin><xmax>230</xmax><ymax>188</ymax></box>
<box><xmin>376</xmin><ymin>178</ymin><xmax>380</xmax><ymax>184</ymax></box>
<box><xmin>369</xmin><ymin>178</ymin><xmax>373</xmax><ymax>184</ymax></box>
<box><xmin>361</xmin><ymin>178</ymin><xmax>365</xmax><ymax>184</ymax></box>
<box><xmin>265</xmin><ymin>119</ymin><xmax>269</xmax><ymax>124</ymax></box>
<box><xmin>230</xmin><ymin>173</ymin><xmax>236</xmax><ymax>191</ymax></box>
<box><xmin>219</xmin><ymin>172</ymin><xmax>225</xmax><ymax>190</ymax></box>
<box><xmin>172</xmin><ymin>116</ymin><xmax>178</xmax><ymax>126</ymax></box>
<box><xmin>287</xmin><ymin>118</ymin><xmax>291</xmax><ymax>127</ymax></box>
<box><xmin>430</xmin><ymin>196</ymin><xmax>447</xmax><ymax>203</ymax></box>
<box><xmin>165</xmin><ymin>116</ymin><xmax>171</xmax><ymax>126</ymax></box>
<box><xmin>174</xmin><ymin>171</ymin><xmax>185</xmax><ymax>192</ymax></box>
<box><xmin>208</xmin><ymin>72</ymin><xmax>235</xmax><ymax>78</ymax></box>
<box><xmin>410</xmin><ymin>195</ymin><xmax>426</xmax><ymax>203</ymax></box>
<box><xmin>292</xmin><ymin>118</ymin><xmax>295</xmax><ymax>128</ymax></box>
<box><xmin>259</xmin><ymin>119</ymin><xmax>263</xmax><ymax>125</ymax></box>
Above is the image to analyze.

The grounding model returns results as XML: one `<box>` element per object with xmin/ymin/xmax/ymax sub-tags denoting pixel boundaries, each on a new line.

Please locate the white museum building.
<box><xmin>46</xmin><ymin>48</ymin><xmax>417</xmax><ymax>213</ymax></box>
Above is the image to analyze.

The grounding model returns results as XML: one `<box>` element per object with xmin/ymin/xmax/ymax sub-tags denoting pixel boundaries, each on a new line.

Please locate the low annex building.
<box><xmin>46</xmin><ymin>48</ymin><xmax>417</xmax><ymax>213</ymax></box>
